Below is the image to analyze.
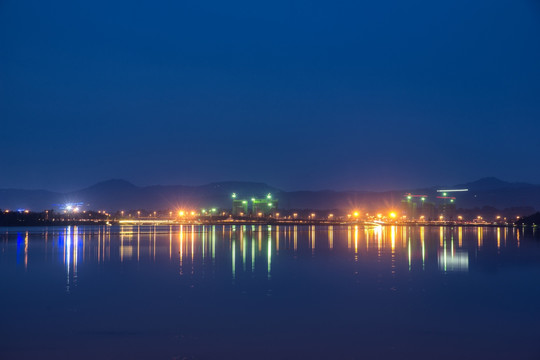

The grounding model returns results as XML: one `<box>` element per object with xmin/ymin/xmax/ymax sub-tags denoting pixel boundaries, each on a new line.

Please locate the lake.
<box><xmin>1</xmin><ymin>225</ymin><xmax>539</xmax><ymax>359</ymax></box>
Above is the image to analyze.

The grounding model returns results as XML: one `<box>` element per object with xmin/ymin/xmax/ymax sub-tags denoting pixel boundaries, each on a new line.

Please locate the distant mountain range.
<box><xmin>1</xmin><ymin>177</ymin><xmax>539</xmax><ymax>212</ymax></box>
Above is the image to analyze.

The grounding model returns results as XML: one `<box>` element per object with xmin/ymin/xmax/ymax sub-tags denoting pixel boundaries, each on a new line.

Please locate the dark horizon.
<box><xmin>0</xmin><ymin>175</ymin><xmax>538</xmax><ymax>194</ymax></box>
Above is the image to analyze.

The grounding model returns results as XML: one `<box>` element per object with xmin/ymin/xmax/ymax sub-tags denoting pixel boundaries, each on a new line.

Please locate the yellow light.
<box><xmin>377</xmin><ymin>213</ymin><xmax>382</xmax><ymax>219</ymax></box>
<box><xmin>179</xmin><ymin>211</ymin><xmax>184</xmax><ymax>216</ymax></box>
<box><xmin>353</xmin><ymin>212</ymin><xmax>359</xmax><ymax>217</ymax></box>
<box><xmin>190</xmin><ymin>211</ymin><xmax>195</xmax><ymax>216</ymax></box>
<box><xmin>389</xmin><ymin>212</ymin><xmax>396</xmax><ymax>219</ymax></box>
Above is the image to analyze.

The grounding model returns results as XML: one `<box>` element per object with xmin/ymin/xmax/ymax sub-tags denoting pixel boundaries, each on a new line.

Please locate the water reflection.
<box><xmin>2</xmin><ymin>225</ymin><xmax>536</xmax><ymax>285</ymax></box>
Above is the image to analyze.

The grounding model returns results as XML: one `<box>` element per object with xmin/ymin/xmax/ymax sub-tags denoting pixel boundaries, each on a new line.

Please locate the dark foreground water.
<box><xmin>1</xmin><ymin>225</ymin><xmax>540</xmax><ymax>359</ymax></box>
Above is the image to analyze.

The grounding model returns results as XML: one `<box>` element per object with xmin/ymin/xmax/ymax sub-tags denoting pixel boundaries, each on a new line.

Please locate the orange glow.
<box><xmin>353</xmin><ymin>212</ymin><xmax>359</xmax><ymax>217</ymax></box>
<box><xmin>389</xmin><ymin>212</ymin><xmax>396</xmax><ymax>219</ymax></box>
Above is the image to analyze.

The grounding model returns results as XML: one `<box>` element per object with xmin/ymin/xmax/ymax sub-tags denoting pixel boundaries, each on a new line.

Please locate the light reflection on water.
<box><xmin>1</xmin><ymin>225</ymin><xmax>540</xmax><ymax>359</ymax></box>
<box><xmin>0</xmin><ymin>225</ymin><xmax>536</xmax><ymax>288</ymax></box>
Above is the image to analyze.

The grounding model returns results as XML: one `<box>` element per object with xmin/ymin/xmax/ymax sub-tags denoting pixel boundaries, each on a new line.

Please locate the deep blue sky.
<box><xmin>1</xmin><ymin>0</ymin><xmax>539</xmax><ymax>191</ymax></box>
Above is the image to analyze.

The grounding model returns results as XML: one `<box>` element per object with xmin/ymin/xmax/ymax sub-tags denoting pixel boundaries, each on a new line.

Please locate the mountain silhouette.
<box><xmin>0</xmin><ymin>178</ymin><xmax>539</xmax><ymax>212</ymax></box>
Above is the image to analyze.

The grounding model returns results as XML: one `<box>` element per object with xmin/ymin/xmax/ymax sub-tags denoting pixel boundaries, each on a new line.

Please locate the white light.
<box><xmin>436</xmin><ymin>189</ymin><xmax>468</xmax><ymax>192</ymax></box>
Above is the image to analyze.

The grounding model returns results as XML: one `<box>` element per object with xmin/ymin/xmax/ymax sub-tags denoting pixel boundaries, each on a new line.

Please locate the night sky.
<box><xmin>1</xmin><ymin>0</ymin><xmax>539</xmax><ymax>191</ymax></box>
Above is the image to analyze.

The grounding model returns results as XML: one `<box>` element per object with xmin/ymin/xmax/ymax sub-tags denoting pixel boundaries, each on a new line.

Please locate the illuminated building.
<box><xmin>231</xmin><ymin>193</ymin><xmax>278</xmax><ymax>216</ymax></box>
<box><xmin>232</xmin><ymin>199</ymin><xmax>248</xmax><ymax>216</ymax></box>
<box><xmin>401</xmin><ymin>194</ymin><xmax>430</xmax><ymax>220</ymax></box>
<box><xmin>252</xmin><ymin>194</ymin><xmax>278</xmax><ymax>216</ymax></box>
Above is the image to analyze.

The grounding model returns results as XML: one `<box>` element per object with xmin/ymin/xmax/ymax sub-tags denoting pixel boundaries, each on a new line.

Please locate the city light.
<box><xmin>389</xmin><ymin>212</ymin><xmax>396</xmax><ymax>219</ymax></box>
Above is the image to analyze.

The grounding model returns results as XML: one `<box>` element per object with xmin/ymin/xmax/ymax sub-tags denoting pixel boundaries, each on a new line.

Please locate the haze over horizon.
<box><xmin>2</xmin><ymin>0</ymin><xmax>539</xmax><ymax>191</ymax></box>
<box><xmin>1</xmin><ymin>176</ymin><xmax>537</xmax><ymax>194</ymax></box>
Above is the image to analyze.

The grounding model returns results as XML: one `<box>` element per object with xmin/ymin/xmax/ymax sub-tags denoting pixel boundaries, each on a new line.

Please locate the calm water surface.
<box><xmin>1</xmin><ymin>225</ymin><xmax>540</xmax><ymax>359</ymax></box>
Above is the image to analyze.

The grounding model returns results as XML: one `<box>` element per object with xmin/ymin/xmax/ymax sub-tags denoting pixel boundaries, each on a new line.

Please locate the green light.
<box><xmin>443</xmin><ymin>192</ymin><xmax>447</xmax><ymax>197</ymax></box>
<box><xmin>267</xmin><ymin>193</ymin><xmax>272</xmax><ymax>199</ymax></box>
<box><xmin>421</xmin><ymin>197</ymin><xmax>425</xmax><ymax>201</ymax></box>
<box><xmin>268</xmin><ymin>203</ymin><xmax>272</xmax><ymax>207</ymax></box>
<box><xmin>450</xmin><ymin>199</ymin><xmax>454</xmax><ymax>203</ymax></box>
<box><xmin>232</xmin><ymin>193</ymin><xmax>237</xmax><ymax>198</ymax></box>
<box><xmin>211</xmin><ymin>208</ymin><xmax>216</xmax><ymax>212</ymax></box>
<box><xmin>242</xmin><ymin>201</ymin><xmax>247</xmax><ymax>204</ymax></box>
<box><xmin>251</xmin><ymin>198</ymin><xmax>256</xmax><ymax>202</ymax></box>
<box><xmin>202</xmin><ymin>209</ymin><xmax>206</xmax><ymax>213</ymax></box>
<box><xmin>407</xmin><ymin>196</ymin><xmax>412</xmax><ymax>200</ymax></box>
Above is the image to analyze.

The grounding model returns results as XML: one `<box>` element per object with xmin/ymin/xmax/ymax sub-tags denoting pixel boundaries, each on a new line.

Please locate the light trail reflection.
<box><xmin>10</xmin><ymin>225</ymin><xmax>532</xmax><ymax>287</ymax></box>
